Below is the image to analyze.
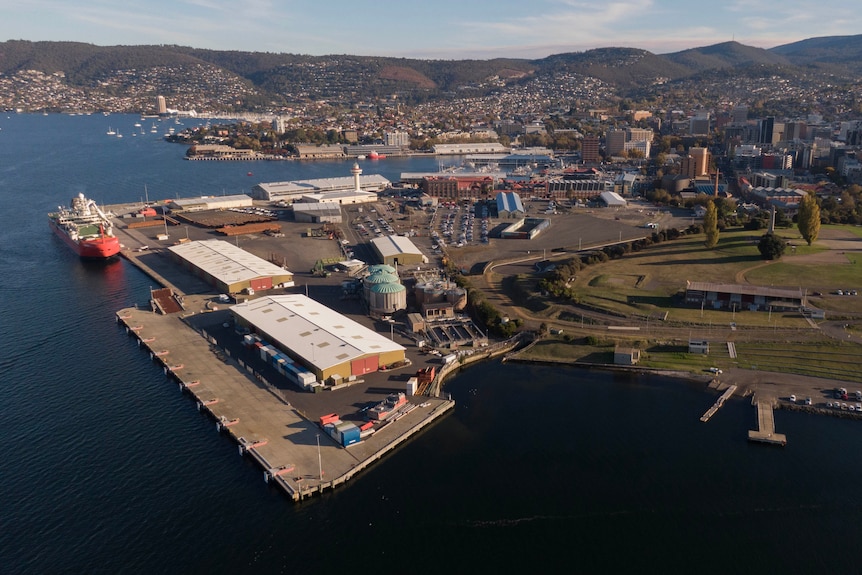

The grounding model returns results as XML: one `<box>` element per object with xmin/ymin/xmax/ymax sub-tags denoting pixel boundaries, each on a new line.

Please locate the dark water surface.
<box><xmin>0</xmin><ymin>113</ymin><xmax>859</xmax><ymax>574</ymax></box>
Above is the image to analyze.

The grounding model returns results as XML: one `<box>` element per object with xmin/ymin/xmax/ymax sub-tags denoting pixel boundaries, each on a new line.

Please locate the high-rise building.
<box><xmin>627</xmin><ymin>128</ymin><xmax>653</xmax><ymax>143</ymax></box>
<box><xmin>758</xmin><ymin>116</ymin><xmax>775</xmax><ymax>145</ymax></box>
<box><xmin>581</xmin><ymin>136</ymin><xmax>600</xmax><ymax>163</ymax></box>
<box><xmin>785</xmin><ymin>120</ymin><xmax>808</xmax><ymax>141</ymax></box>
<box><xmin>732</xmin><ymin>106</ymin><xmax>748</xmax><ymax>124</ymax></box>
<box><xmin>689</xmin><ymin>113</ymin><xmax>711</xmax><ymax>135</ymax></box>
<box><xmin>606</xmin><ymin>129</ymin><xmax>626</xmax><ymax>156</ymax></box>
<box><xmin>689</xmin><ymin>147</ymin><xmax>710</xmax><ymax>177</ymax></box>
<box><xmin>156</xmin><ymin>95</ymin><xmax>167</xmax><ymax>115</ymax></box>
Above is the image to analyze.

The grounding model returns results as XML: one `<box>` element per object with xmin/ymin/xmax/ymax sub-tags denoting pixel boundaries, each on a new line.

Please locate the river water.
<box><xmin>0</xmin><ymin>113</ymin><xmax>859</xmax><ymax>574</ymax></box>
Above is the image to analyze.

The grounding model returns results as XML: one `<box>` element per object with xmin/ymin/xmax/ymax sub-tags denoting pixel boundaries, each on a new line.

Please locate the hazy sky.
<box><xmin>2</xmin><ymin>0</ymin><xmax>859</xmax><ymax>59</ymax></box>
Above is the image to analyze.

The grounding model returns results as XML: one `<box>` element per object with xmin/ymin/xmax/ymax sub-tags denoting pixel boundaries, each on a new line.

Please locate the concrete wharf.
<box><xmin>700</xmin><ymin>384</ymin><xmax>738</xmax><ymax>422</ymax></box>
<box><xmin>116</xmin><ymin>304</ymin><xmax>454</xmax><ymax>501</ymax></box>
<box><xmin>748</xmin><ymin>395</ymin><xmax>787</xmax><ymax>446</ymax></box>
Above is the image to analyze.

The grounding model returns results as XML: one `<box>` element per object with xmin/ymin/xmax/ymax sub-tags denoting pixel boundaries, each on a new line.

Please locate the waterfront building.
<box><xmin>432</xmin><ymin>143</ymin><xmax>510</xmax><ymax>155</ymax></box>
<box><xmin>168</xmin><ymin>194</ymin><xmax>253</xmax><ymax>212</ymax></box>
<box><xmin>252</xmin><ymin>173</ymin><xmax>390</xmax><ymax>202</ymax></box>
<box><xmin>230</xmin><ymin>294</ymin><xmax>406</xmax><ymax>381</ymax></box>
<box><xmin>168</xmin><ymin>239</ymin><xmax>294</xmax><ymax>294</ymax></box>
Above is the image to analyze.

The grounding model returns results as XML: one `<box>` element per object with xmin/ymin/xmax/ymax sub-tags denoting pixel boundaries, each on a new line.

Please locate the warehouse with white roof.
<box><xmin>168</xmin><ymin>239</ymin><xmax>294</xmax><ymax>294</ymax></box>
<box><xmin>252</xmin><ymin>174</ymin><xmax>390</xmax><ymax>201</ymax></box>
<box><xmin>231</xmin><ymin>294</ymin><xmax>406</xmax><ymax>381</ymax></box>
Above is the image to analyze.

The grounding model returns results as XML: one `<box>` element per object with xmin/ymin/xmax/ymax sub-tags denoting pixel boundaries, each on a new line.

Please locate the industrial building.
<box><xmin>600</xmin><ymin>191</ymin><xmax>627</xmax><ymax>207</ymax></box>
<box><xmin>684</xmin><ymin>281</ymin><xmax>806</xmax><ymax>311</ymax></box>
<box><xmin>292</xmin><ymin>203</ymin><xmax>343</xmax><ymax>224</ymax></box>
<box><xmin>168</xmin><ymin>239</ymin><xmax>294</xmax><ymax>294</ymax></box>
<box><xmin>168</xmin><ymin>194</ymin><xmax>253</xmax><ymax>212</ymax></box>
<box><xmin>370</xmin><ymin>235</ymin><xmax>426</xmax><ymax>267</ymax></box>
<box><xmin>496</xmin><ymin>191</ymin><xmax>525</xmax><ymax>218</ymax></box>
<box><xmin>230</xmin><ymin>294</ymin><xmax>406</xmax><ymax>382</ymax></box>
<box><xmin>252</xmin><ymin>164</ymin><xmax>390</xmax><ymax>202</ymax></box>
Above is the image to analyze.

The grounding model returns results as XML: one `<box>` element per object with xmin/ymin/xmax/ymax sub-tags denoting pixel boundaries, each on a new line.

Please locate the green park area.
<box><xmin>503</xmin><ymin>225</ymin><xmax>862</xmax><ymax>383</ymax></box>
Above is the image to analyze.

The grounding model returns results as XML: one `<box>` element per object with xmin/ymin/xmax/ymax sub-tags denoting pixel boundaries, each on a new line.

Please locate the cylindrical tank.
<box><xmin>414</xmin><ymin>282</ymin><xmax>427</xmax><ymax>306</ymax></box>
<box><xmin>447</xmin><ymin>287</ymin><xmax>467</xmax><ymax>310</ymax></box>
<box><xmin>366</xmin><ymin>264</ymin><xmax>397</xmax><ymax>276</ymax></box>
<box><xmin>424</xmin><ymin>284</ymin><xmax>446</xmax><ymax>303</ymax></box>
<box><xmin>369</xmin><ymin>282</ymin><xmax>407</xmax><ymax>314</ymax></box>
<box><xmin>364</xmin><ymin>271</ymin><xmax>400</xmax><ymax>301</ymax></box>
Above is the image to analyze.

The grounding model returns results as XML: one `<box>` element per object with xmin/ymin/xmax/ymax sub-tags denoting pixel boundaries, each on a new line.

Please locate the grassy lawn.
<box><xmin>518</xmin><ymin>226</ymin><xmax>862</xmax><ymax>325</ymax></box>
<box><xmin>515</xmin><ymin>337</ymin><xmax>862</xmax><ymax>383</ymax></box>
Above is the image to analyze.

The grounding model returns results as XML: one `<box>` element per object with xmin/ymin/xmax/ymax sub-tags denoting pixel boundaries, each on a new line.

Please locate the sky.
<box><xmin>1</xmin><ymin>0</ymin><xmax>859</xmax><ymax>59</ymax></box>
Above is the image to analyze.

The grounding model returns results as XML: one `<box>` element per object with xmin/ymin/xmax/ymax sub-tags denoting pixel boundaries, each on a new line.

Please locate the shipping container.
<box><xmin>319</xmin><ymin>413</ymin><xmax>340</xmax><ymax>426</ymax></box>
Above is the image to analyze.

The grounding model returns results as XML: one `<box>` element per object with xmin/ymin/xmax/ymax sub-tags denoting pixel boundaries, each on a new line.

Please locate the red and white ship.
<box><xmin>48</xmin><ymin>193</ymin><xmax>121</xmax><ymax>259</ymax></box>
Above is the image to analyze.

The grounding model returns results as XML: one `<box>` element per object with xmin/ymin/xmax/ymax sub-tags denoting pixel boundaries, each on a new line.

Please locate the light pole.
<box><xmin>316</xmin><ymin>434</ymin><xmax>323</xmax><ymax>480</ymax></box>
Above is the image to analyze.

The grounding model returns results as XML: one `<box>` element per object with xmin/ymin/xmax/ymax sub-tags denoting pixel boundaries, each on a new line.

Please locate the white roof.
<box><xmin>231</xmin><ymin>295</ymin><xmax>405</xmax><ymax>371</ymax></box>
<box><xmin>371</xmin><ymin>235</ymin><xmax>423</xmax><ymax>258</ymax></box>
<box><xmin>600</xmin><ymin>191</ymin><xmax>627</xmax><ymax>206</ymax></box>
<box><xmin>171</xmin><ymin>194</ymin><xmax>252</xmax><ymax>208</ymax></box>
<box><xmin>254</xmin><ymin>175</ymin><xmax>390</xmax><ymax>198</ymax></box>
<box><xmin>168</xmin><ymin>240</ymin><xmax>291</xmax><ymax>285</ymax></box>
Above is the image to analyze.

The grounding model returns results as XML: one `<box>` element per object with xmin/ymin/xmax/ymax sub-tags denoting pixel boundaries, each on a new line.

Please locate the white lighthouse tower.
<box><xmin>351</xmin><ymin>162</ymin><xmax>362</xmax><ymax>192</ymax></box>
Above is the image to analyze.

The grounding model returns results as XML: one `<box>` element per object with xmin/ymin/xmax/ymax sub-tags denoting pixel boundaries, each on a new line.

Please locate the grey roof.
<box><xmin>496</xmin><ymin>191</ymin><xmax>525</xmax><ymax>213</ymax></box>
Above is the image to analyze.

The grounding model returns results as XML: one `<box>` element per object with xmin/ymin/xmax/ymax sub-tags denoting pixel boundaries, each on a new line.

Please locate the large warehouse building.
<box><xmin>370</xmin><ymin>235</ymin><xmax>426</xmax><ymax>267</ymax></box>
<box><xmin>252</xmin><ymin>174</ymin><xmax>390</xmax><ymax>201</ymax></box>
<box><xmin>231</xmin><ymin>294</ymin><xmax>406</xmax><ymax>382</ymax></box>
<box><xmin>168</xmin><ymin>239</ymin><xmax>294</xmax><ymax>294</ymax></box>
<box><xmin>168</xmin><ymin>194</ymin><xmax>253</xmax><ymax>212</ymax></box>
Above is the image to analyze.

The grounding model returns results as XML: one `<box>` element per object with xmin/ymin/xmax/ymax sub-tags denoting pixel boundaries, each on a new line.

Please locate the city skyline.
<box><xmin>2</xmin><ymin>0</ymin><xmax>860</xmax><ymax>60</ymax></box>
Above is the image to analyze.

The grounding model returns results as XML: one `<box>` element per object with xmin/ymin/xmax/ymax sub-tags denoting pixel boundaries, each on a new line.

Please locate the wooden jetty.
<box><xmin>700</xmin><ymin>384</ymin><xmax>737</xmax><ymax>422</ymax></box>
<box><xmin>748</xmin><ymin>395</ymin><xmax>787</xmax><ymax>446</ymax></box>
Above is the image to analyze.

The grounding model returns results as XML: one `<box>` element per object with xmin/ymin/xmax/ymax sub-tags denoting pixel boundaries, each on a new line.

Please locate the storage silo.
<box><xmin>366</xmin><ymin>264</ymin><xmax>397</xmax><ymax>276</ymax></box>
<box><xmin>363</xmin><ymin>271</ymin><xmax>400</xmax><ymax>302</ymax></box>
<box><xmin>369</xmin><ymin>281</ymin><xmax>407</xmax><ymax>315</ymax></box>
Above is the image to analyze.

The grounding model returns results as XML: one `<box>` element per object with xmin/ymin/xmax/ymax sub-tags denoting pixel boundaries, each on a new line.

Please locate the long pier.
<box><xmin>116</xmin><ymin>304</ymin><xmax>454</xmax><ymax>501</ymax></box>
<box><xmin>700</xmin><ymin>384</ymin><xmax>738</xmax><ymax>422</ymax></box>
<box><xmin>748</xmin><ymin>395</ymin><xmax>787</xmax><ymax>446</ymax></box>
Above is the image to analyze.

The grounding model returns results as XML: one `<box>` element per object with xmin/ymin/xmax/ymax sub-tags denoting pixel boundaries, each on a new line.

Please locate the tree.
<box><xmin>703</xmin><ymin>199</ymin><xmax>719</xmax><ymax>248</ymax></box>
<box><xmin>758</xmin><ymin>233</ymin><xmax>787</xmax><ymax>260</ymax></box>
<box><xmin>797</xmin><ymin>192</ymin><xmax>821</xmax><ymax>246</ymax></box>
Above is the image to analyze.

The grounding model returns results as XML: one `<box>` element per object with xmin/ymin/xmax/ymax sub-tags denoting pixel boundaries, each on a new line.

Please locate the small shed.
<box><xmin>689</xmin><ymin>339</ymin><xmax>710</xmax><ymax>354</ymax></box>
<box><xmin>614</xmin><ymin>346</ymin><xmax>641</xmax><ymax>365</ymax></box>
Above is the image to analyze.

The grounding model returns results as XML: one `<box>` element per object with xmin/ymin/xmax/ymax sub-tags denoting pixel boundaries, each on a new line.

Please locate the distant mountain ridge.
<box><xmin>1</xmin><ymin>35</ymin><xmax>860</xmax><ymax>110</ymax></box>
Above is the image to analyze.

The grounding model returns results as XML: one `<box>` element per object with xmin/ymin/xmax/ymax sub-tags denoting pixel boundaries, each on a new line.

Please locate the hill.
<box><xmin>1</xmin><ymin>36</ymin><xmax>860</xmax><ymax>113</ymax></box>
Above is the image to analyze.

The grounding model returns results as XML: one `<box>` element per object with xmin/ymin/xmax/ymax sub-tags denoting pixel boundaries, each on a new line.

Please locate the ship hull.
<box><xmin>50</xmin><ymin>220</ymin><xmax>121</xmax><ymax>259</ymax></box>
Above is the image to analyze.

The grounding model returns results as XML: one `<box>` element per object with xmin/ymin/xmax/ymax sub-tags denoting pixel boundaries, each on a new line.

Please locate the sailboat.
<box><xmin>106</xmin><ymin>126</ymin><xmax>116</xmax><ymax>136</ymax></box>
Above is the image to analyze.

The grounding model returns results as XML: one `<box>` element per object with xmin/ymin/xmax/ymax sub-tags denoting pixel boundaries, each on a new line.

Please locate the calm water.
<box><xmin>0</xmin><ymin>113</ymin><xmax>859</xmax><ymax>574</ymax></box>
